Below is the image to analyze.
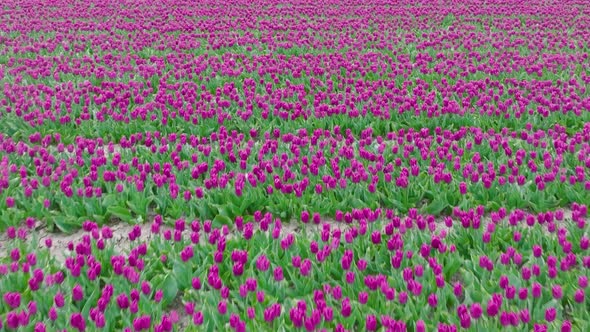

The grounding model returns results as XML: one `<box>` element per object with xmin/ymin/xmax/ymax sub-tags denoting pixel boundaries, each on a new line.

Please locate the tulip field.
<box><xmin>2</xmin><ymin>0</ymin><xmax>590</xmax><ymax>331</ymax></box>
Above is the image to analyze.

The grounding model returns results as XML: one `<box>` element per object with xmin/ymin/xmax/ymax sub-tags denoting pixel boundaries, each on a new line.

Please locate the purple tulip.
<box><xmin>416</xmin><ymin>320</ymin><xmax>426</xmax><ymax>332</ymax></box>
<box><xmin>579</xmin><ymin>276</ymin><xmax>588</xmax><ymax>288</ymax></box>
<box><xmin>5</xmin><ymin>196</ymin><xmax>15</xmax><ymax>208</ymax></box>
<box><xmin>428</xmin><ymin>293</ymin><xmax>438</xmax><ymax>308</ymax></box>
<box><xmin>193</xmin><ymin>311</ymin><xmax>204</xmax><ymax>325</ymax></box>
<box><xmin>552</xmin><ymin>285</ymin><xmax>563</xmax><ymax>299</ymax></box>
<box><xmin>366</xmin><ymin>315</ymin><xmax>377</xmax><ymax>331</ymax></box>
<box><xmin>532</xmin><ymin>283</ymin><xmax>542</xmax><ymax>298</ymax></box>
<box><xmin>545</xmin><ymin>307</ymin><xmax>557</xmax><ymax>322</ymax></box>
<box><xmin>470</xmin><ymin>303</ymin><xmax>483</xmax><ymax>319</ymax></box>
<box><xmin>520</xmin><ymin>309</ymin><xmax>531</xmax><ymax>323</ymax></box>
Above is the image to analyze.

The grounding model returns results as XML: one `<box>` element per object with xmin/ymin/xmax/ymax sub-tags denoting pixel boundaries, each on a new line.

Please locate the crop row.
<box><xmin>1</xmin><ymin>122</ymin><xmax>589</xmax><ymax>232</ymax></box>
<box><xmin>1</xmin><ymin>204</ymin><xmax>589</xmax><ymax>331</ymax></box>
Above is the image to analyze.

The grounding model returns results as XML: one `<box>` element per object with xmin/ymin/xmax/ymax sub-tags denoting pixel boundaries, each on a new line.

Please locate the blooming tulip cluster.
<box><xmin>2</xmin><ymin>205</ymin><xmax>589</xmax><ymax>330</ymax></box>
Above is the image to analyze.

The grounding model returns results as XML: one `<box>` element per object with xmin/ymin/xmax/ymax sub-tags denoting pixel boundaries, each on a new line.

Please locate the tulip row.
<box><xmin>1</xmin><ymin>1</ymin><xmax>589</xmax><ymax>144</ymax></box>
<box><xmin>1</xmin><ymin>204</ymin><xmax>589</xmax><ymax>331</ymax></box>
<box><xmin>1</xmin><ymin>121</ymin><xmax>589</xmax><ymax>232</ymax></box>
